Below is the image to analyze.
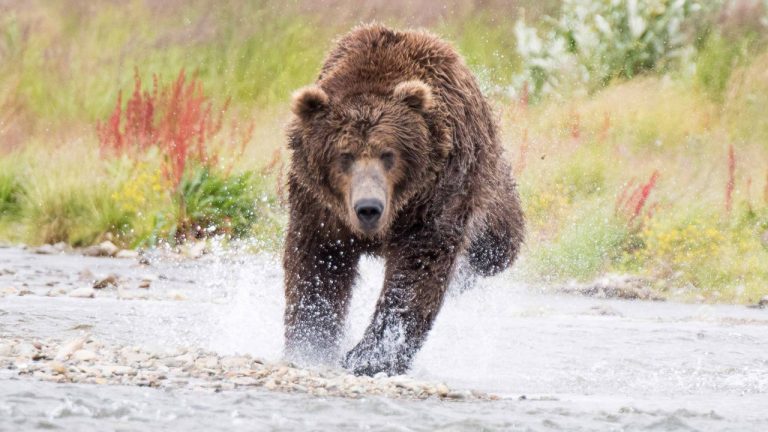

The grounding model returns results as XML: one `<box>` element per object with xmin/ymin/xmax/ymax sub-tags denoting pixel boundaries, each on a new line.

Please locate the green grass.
<box><xmin>0</xmin><ymin>170</ymin><xmax>23</xmax><ymax>219</ymax></box>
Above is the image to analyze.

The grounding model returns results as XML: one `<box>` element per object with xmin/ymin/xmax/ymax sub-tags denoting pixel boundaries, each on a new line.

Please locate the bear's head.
<box><xmin>288</xmin><ymin>80</ymin><xmax>450</xmax><ymax>237</ymax></box>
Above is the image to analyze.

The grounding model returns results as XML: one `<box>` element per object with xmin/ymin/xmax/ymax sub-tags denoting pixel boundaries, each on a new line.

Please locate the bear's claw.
<box><xmin>342</xmin><ymin>341</ymin><xmax>407</xmax><ymax>377</ymax></box>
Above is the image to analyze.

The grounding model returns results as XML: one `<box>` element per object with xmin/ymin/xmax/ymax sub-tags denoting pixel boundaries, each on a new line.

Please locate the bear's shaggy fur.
<box><xmin>283</xmin><ymin>24</ymin><xmax>524</xmax><ymax>376</ymax></box>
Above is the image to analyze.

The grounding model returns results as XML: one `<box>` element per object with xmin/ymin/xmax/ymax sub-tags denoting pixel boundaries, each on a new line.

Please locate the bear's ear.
<box><xmin>393</xmin><ymin>80</ymin><xmax>434</xmax><ymax>112</ymax></box>
<box><xmin>291</xmin><ymin>86</ymin><xmax>329</xmax><ymax>120</ymax></box>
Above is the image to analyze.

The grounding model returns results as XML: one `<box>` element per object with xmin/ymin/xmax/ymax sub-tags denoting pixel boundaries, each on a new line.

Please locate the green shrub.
<box><xmin>155</xmin><ymin>166</ymin><xmax>279</xmax><ymax>244</ymax></box>
<box><xmin>514</xmin><ymin>0</ymin><xmax>717</xmax><ymax>98</ymax></box>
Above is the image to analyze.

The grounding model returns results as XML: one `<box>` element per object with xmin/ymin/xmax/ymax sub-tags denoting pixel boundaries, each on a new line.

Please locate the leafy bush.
<box><xmin>172</xmin><ymin>167</ymin><xmax>263</xmax><ymax>242</ymax></box>
<box><xmin>515</xmin><ymin>0</ymin><xmax>716</xmax><ymax>98</ymax></box>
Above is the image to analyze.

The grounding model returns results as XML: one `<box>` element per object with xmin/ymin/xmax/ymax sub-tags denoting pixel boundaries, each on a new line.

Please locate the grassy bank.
<box><xmin>1</xmin><ymin>0</ymin><xmax>767</xmax><ymax>304</ymax></box>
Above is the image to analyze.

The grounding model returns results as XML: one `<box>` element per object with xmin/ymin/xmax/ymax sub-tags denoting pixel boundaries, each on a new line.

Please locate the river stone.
<box><xmin>195</xmin><ymin>356</ymin><xmax>219</xmax><ymax>369</ymax></box>
<box><xmin>69</xmin><ymin>287</ymin><xmax>95</xmax><ymax>298</ymax></box>
<box><xmin>220</xmin><ymin>356</ymin><xmax>251</xmax><ymax>370</ymax></box>
<box><xmin>55</xmin><ymin>336</ymin><xmax>87</xmax><ymax>361</ymax></box>
<box><xmin>436</xmin><ymin>383</ymin><xmax>450</xmax><ymax>397</ymax></box>
<box><xmin>16</xmin><ymin>343</ymin><xmax>37</xmax><ymax>357</ymax></box>
<box><xmin>232</xmin><ymin>377</ymin><xmax>259</xmax><ymax>386</ymax></box>
<box><xmin>163</xmin><ymin>353</ymin><xmax>194</xmax><ymax>367</ymax></box>
<box><xmin>0</xmin><ymin>287</ymin><xmax>18</xmax><ymax>296</ymax></box>
<box><xmin>117</xmin><ymin>288</ymin><xmax>149</xmax><ymax>300</ymax></box>
<box><xmin>115</xmin><ymin>249</ymin><xmax>139</xmax><ymax>259</ymax></box>
<box><xmin>82</xmin><ymin>241</ymin><xmax>119</xmax><ymax>257</ymax></box>
<box><xmin>122</xmin><ymin>351</ymin><xmax>151</xmax><ymax>364</ymax></box>
<box><xmin>167</xmin><ymin>290</ymin><xmax>187</xmax><ymax>301</ymax></box>
<box><xmin>34</xmin><ymin>371</ymin><xmax>63</xmax><ymax>382</ymax></box>
<box><xmin>93</xmin><ymin>274</ymin><xmax>118</xmax><ymax>289</ymax></box>
<box><xmin>72</xmin><ymin>349</ymin><xmax>97</xmax><ymax>362</ymax></box>
<box><xmin>99</xmin><ymin>365</ymin><xmax>135</xmax><ymax>376</ymax></box>
<box><xmin>446</xmin><ymin>390</ymin><xmax>469</xmax><ymax>400</ymax></box>
<box><xmin>34</xmin><ymin>244</ymin><xmax>59</xmax><ymax>255</ymax></box>
<box><xmin>46</xmin><ymin>287</ymin><xmax>68</xmax><ymax>297</ymax></box>
<box><xmin>48</xmin><ymin>361</ymin><xmax>67</xmax><ymax>374</ymax></box>
<box><xmin>0</xmin><ymin>343</ymin><xmax>13</xmax><ymax>357</ymax></box>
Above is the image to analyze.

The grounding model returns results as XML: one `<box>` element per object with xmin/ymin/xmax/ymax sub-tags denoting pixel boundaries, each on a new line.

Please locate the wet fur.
<box><xmin>283</xmin><ymin>24</ymin><xmax>525</xmax><ymax>375</ymax></box>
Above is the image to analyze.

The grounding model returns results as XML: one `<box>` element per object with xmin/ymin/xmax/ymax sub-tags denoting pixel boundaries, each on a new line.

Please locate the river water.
<box><xmin>0</xmin><ymin>246</ymin><xmax>767</xmax><ymax>431</ymax></box>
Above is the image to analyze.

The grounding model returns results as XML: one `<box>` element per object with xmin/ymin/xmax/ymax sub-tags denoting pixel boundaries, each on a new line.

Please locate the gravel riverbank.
<box><xmin>0</xmin><ymin>335</ymin><xmax>489</xmax><ymax>401</ymax></box>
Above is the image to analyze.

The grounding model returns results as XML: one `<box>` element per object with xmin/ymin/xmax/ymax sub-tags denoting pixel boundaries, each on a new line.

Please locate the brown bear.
<box><xmin>283</xmin><ymin>24</ymin><xmax>524</xmax><ymax>376</ymax></box>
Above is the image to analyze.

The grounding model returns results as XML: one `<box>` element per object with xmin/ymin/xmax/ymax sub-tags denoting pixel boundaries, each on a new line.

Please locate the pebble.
<box><xmin>138</xmin><ymin>279</ymin><xmax>151</xmax><ymax>289</ymax></box>
<box><xmin>93</xmin><ymin>274</ymin><xmax>119</xmax><ymax>289</ymax></box>
<box><xmin>49</xmin><ymin>361</ymin><xmax>67</xmax><ymax>374</ymax></box>
<box><xmin>1</xmin><ymin>286</ymin><xmax>19</xmax><ymax>296</ymax></box>
<box><xmin>72</xmin><ymin>349</ymin><xmax>97</xmax><ymax>361</ymax></box>
<box><xmin>121</xmin><ymin>351</ymin><xmax>151</xmax><ymax>365</ymax></box>
<box><xmin>117</xmin><ymin>289</ymin><xmax>149</xmax><ymax>300</ymax></box>
<box><xmin>220</xmin><ymin>356</ymin><xmax>251</xmax><ymax>370</ymax></box>
<box><xmin>46</xmin><ymin>287</ymin><xmax>69</xmax><ymax>297</ymax></box>
<box><xmin>16</xmin><ymin>343</ymin><xmax>37</xmax><ymax>357</ymax></box>
<box><xmin>195</xmin><ymin>356</ymin><xmax>219</xmax><ymax>369</ymax></box>
<box><xmin>82</xmin><ymin>241</ymin><xmax>119</xmax><ymax>257</ymax></box>
<box><xmin>446</xmin><ymin>390</ymin><xmax>469</xmax><ymax>400</ymax></box>
<box><xmin>163</xmin><ymin>353</ymin><xmax>194</xmax><ymax>367</ymax></box>
<box><xmin>34</xmin><ymin>244</ymin><xmax>59</xmax><ymax>255</ymax></box>
<box><xmin>99</xmin><ymin>365</ymin><xmax>135</xmax><ymax>376</ymax></box>
<box><xmin>0</xmin><ymin>344</ymin><xmax>12</xmax><ymax>357</ymax></box>
<box><xmin>55</xmin><ymin>335</ymin><xmax>88</xmax><ymax>361</ymax></box>
<box><xmin>115</xmin><ymin>249</ymin><xmax>139</xmax><ymax>259</ymax></box>
<box><xmin>168</xmin><ymin>290</ymin><xmax>187</xmax><ymax>301</ymax></box>
<box><xmin>232</xmin><ymin>377</ymin><xmax>259</xmax><ymax>386</ymax></box>
<box><xmin>69</xmin><ymin>287</ymin><xmax>95</xmax><ymax>298</ymax></box>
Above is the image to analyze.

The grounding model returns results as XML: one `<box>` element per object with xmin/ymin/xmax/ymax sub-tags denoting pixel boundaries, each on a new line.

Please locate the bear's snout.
<box><xmin>348</xmin><ymin>158</ymin><xmax>388</xmax><ymax>234</ymax></box>
<box><xmin>354</xmin><ymin>198</ymin><xmax>383</xmax><ymax>228</ymax></box>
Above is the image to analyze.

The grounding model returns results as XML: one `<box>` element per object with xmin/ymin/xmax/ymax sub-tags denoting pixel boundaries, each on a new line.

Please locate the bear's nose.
<box><xmin>354</xmin><ymin>199</ymin><xmax>383</xmax><ymax>227</ymax></box>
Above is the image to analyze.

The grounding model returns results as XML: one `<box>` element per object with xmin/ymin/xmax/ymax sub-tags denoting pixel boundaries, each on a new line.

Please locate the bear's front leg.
<box><xmin>284</xmin><ymin>226</ymin><xmax>361</xmax><ymax>365</ymax></box>
<box><xmin>342</xmin><ymin>229</ymin><xmax>460</xmax><ymax>376</ymax></box>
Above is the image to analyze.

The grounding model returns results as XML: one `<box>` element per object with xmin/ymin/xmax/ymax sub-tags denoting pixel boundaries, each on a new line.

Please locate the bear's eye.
<box><xmin>339</xmin><ymin>152</ymin><xmax>355</xmax><ymax>171</ymax></box>
<box><xmin>380</xmin><ymin>151</ymin><xmax>395</xmax><ymax>170</ymax></box>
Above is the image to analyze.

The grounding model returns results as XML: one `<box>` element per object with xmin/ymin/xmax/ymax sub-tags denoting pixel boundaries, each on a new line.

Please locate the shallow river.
<box><xmin>0</xmin><ymin>246</ymin><xmax>767</xmax><ymax>431</ymax></box>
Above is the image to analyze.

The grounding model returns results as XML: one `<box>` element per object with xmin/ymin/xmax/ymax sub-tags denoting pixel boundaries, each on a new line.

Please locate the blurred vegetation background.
<box><xmin>0</xmin><ymin>0</ymin><xmax>767</xmax><ymax>303</ymax></box>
